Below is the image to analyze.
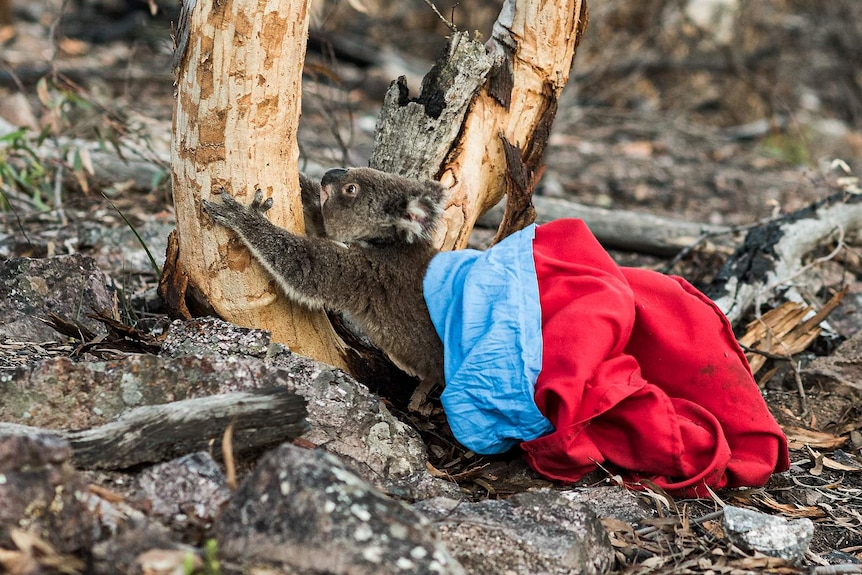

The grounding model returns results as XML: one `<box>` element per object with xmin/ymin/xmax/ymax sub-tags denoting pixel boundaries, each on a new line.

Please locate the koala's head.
<box><xmin>319</xmin><ymin>167</ymin><xmax>445</xmax><ymax>245</ymax></box>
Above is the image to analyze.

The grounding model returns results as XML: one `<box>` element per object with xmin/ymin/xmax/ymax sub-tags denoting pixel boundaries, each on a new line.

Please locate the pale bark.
<box><xmin>371</xmin><ymin>0</ymin><xmax>589</xmax><ymax>250</ymax></box>
<box><xmin>171</xmin><ymin>0</ymin><xmax>346</xmax><ymax>367</ymax></box>
<box><xmin>439</xmin><ymin>0</ymin><xmax>589</xmax><ymax>249</ymax></box>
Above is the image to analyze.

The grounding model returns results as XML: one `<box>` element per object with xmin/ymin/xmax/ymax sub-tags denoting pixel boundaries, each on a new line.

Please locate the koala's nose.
<box><xmin>321</xmin><ymin>168</ymin><xmax>348</xmax><ymax>187</ymax></box>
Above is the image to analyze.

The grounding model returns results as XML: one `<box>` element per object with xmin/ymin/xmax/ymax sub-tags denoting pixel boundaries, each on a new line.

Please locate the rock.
<box><xmin>91</xmin><ymin>518</ymin><xmax>186</xmax><ymax>575</ymax></box>
<box><xmin>0</xmin><ymin>423</ymin><xmax>98</xmax><ymax>554</ymax></box>
<box><xmin>164</xmin><ymin>317</ymin><xmax>458</xmax><ymax>500</ymax></box>
<box><xmin>215</xmin><ymin>443</ymin><xmax>465</xmax><ymax>575</ymax></box>
<box><xmin>561</xmin><ymin>486</ymin><xmax>655</xmax><ymax>524</ymax></box>
<box><xmin>161</xmin><ymin>317</ymin><xmax>274</xmax><ymax>358</ymax></box>
<box><xmin>804</xmin><ymin>330</ymin><xmax>862</xmax><ymax>394</ymax></box>
<box><xmin>77</xmin><ymin>218</ymin><xmax>173</xmax><ymax>277</ymax></box>
<box><xmin>0</xmin><ymin>253</ymin><xmax>117</xmax><ymax>342</ymax></box>
<box><xmin>722</xmin><ymin>505</ymin><xmax>814</xmax><ymax>564</ymax></box>
<box><xmin>0</xmin><ymin>354</ymin><xmax>295</xmax><ymax>430</ymax></box>
<box><xmin>135</xmin><ymin>452</ymin><xmax>231</xmax><ymax>531</ymax></box>
<box><xmin>801</xmin><ymin>330</ymin><xmax>862</xmax><ymax>426</ymax></box>
<box><xmin>2</xmin><ymin>318</ymin><xmax>456</xmax><ymax>498</ymax></box>
<box><xmin>274</xmin><ymin>352</ymin><xmax>458</xmax><ymax>500</ymax></box>
<box><xmin>414</xmin><ymin>490</ymin><xmax>613</xmax><ymax>575</ymax></box>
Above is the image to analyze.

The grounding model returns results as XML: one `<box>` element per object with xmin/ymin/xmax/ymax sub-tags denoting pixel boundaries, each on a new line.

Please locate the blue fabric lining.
<box><xmin>423</xmin><ymin>224</ymin><xmax>554</xmax><ymax>454</ymax></box>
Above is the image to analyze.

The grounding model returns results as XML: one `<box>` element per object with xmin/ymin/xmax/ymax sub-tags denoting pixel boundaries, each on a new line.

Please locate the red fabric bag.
<box><xmin>521</xmin><ymin>219</ymin><xmax>789</xmax><ymax>497</ymax></box>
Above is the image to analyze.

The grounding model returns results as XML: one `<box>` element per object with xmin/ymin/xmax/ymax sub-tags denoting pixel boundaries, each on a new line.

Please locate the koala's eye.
<box><xmin>343</xmin><ymin>183</ymin><xmax>359</xmax><ymax>196</ymax></box>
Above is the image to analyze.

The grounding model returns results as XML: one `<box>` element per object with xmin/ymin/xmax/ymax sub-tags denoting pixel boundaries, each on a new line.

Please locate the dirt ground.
<box><xmin>1</xmin><ymin>0</ymin><xmax>861</xmax><ymax>572</ymax></box>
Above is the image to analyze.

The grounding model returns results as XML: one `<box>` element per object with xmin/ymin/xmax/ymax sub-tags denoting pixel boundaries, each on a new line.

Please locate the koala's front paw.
<box><xmin>202</xmin><ymin>188</ymin><xmax>273</xmax><ymax>232</ymax></box>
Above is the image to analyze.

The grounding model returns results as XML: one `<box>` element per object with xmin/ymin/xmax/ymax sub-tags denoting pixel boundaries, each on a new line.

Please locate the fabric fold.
<box><xmin>423</xmin><ymin>219</ymin><xmax>789</xmax><ymax>496</ymax></box>
<box><xmin>424</xmin><ymin>226</ymin><xmax>554</xmax><ymax>454</ymax></box>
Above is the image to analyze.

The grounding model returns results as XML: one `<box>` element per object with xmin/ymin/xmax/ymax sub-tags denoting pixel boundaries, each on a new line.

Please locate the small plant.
<box><xmin>0</xmin><ymin>76</ymin><xmax>129</xmax><ymax>214</ymax></box>
<box><xmin>759</xmin><ymin>131</ymin><xmax>811</xmax><ymax>166</ymax></box>
<box><xmin>0</xmin><ymin>126</ymin><xmax>53</xmax><ymax>211</ymax></box>
<box><xmin>202</xmin><ymin>539</ymin><xmax>221</xmax><ymax>575</ymax></box>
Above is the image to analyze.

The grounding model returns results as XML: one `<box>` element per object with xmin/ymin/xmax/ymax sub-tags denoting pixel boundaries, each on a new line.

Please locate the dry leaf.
<box><xmin>639</xmin><ymin>555</ymin><xmax>666</xmax><ymax>569</ymax></box>
<box><xmin>821</xmin><ymin>455</ymin><xmax>862</xmax><ymax>472</ymax></box>
<box><xmin>740</xmin><ymin>289</ymin><xmax>845</xmax><ymax>374</ymax></box>
<box><xmin>784</xmin><ymin>425</ymin><xmax>848</xmax><ymax>450</ymax></box>
<box><xmin>346</xmin><ymin>0</ymin><xmax>370</xmax><ymax>14</ymax></box>
<box><xmin>753</xmin><ymin>493</ymin><xmax>826</xmax><ymax>518</ymax></box>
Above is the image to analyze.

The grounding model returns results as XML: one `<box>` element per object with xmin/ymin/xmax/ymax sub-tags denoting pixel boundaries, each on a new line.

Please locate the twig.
<box><xmin>222</xmin><ymin>419</ymin><xmax>237</xmax><ymax>490</ymax></box>
<box><xmin>420</xmin><ymin>0</ymin><xmax>457</xmax><ymax>32</ymax></box>
<box><xmin>635</xmin><ymin>509</ymin><xmax>725</xmax><ymax>539</ymax></box>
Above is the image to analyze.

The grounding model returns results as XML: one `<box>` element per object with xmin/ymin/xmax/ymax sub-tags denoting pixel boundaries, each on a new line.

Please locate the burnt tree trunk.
<box><xmin>706</xmin><ymin>191</ymin><xmax>862</xmax><ymax>325</ymax></box>
<box><xmin>372</xmin><ymin>0</ymin><xmax>590</xmax><ymax>250</ymax></box>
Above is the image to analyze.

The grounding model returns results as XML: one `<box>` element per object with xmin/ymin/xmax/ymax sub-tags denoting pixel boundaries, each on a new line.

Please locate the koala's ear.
<box><xmin>394</xmin><ymin>182</ymin><xmax>445</xmax><ymax>244</ymax></box>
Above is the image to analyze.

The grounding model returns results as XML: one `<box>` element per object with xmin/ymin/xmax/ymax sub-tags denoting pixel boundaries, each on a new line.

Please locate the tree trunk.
<box><xmin>168</xmin><ymin>0</ymin><xmax>346</xmax><ymax>368</ymax></box>
<box><xmin>371</xmin><ymin>0</ymin><xmax>589</xmax><ymax>250</ymax></box>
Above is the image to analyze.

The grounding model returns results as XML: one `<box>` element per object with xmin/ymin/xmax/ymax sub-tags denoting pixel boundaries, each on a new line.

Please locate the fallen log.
<box><xmin>65</xmin><ymin>388</ymin><xmax>308</xmax><ymax>469</ymax></box>
<box><xmin>477</xmin><ymin>195</ymin><xmax>735</xmax><ymax>257</ymax></box>
<box><xmin>706</xmin><ymin>190</ymin><xmax>862</xmax><ymax>325</ymax></box>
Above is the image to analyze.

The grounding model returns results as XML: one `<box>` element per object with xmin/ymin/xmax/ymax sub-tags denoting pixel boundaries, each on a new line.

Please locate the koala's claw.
<box><xmin>250</xmin><ymin>189</ymin><xmax>274</xmax><ymax>214</ymax></box>
<box><xmin>202</xmin><ymin>188</ymin><xmax>275</xmax><ymax>230</ymax></box>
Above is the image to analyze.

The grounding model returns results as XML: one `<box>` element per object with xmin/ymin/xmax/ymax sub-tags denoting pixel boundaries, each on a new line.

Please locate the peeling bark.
<box><xmin>169</xmin><ymin>0</ymin><xmax>346</xmax><ymax>367</ymax></box>
<box><xmin>371</xmin><ymin>0</ymin><xmax>589</xmax><ymax>251</ymax></box>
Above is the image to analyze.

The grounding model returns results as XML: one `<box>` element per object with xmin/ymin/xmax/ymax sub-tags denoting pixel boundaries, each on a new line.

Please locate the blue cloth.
<box><xmin>423</xmin><ymin>224</ymin><xmax>554</xmax><ymax>454</ymax></box>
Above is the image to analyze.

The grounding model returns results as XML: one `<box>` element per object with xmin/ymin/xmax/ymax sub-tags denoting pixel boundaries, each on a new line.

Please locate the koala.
<box><xmin>202</xmin><ymin>168</ymin><xmax>446</xmax><ymax>406</ymax></box>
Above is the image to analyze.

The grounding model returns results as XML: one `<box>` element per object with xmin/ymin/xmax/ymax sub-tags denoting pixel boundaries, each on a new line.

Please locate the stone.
<box><xmin>414</xmin><ymin>489</ymin><xmax>614</xmax><ymax>575</ymax></box>
<box><xmin>160</xmin><ymin>316</ymin><xmax>274</xmax><ymax>359</ymax></box>
<box><xmin>722</xmin><ymin>505</ymin><xmax>814</xmax><ymax>564</ymax></box>
<box><xmin>0</xmin><ymin>253</ymin><xmax>116</xmax><ymax>342</ymax></box>
<box><xmin>273</xmin><ymin>352</ymin><xmax>458</xmax><ymax>500</ymax></box>
<box><xmin>135</xmin><ymin>452</ymin><xmax>231</xmax><ymax>531</ymax></box>
<box><xmin>0</xmin><ymin>423</ymin><xmax>98</xmax><ymax>553</ymax></box>
<box><xmin>0</xmin><ymin>354</ymin><xmax>295</xmax><ymax>430</ymax></box>
<box><xmin>163</xmin><ymin>317</ymin><xmax>458</xmax><ymax>500</ymax></box>
<box><xmin>215</xmin><ymin>443</ymin><xmax>465</xmax><ymax>575</ymax></box>
<box><xmin>561</xmin><ymin>486</ymin><xmax>655</xmax><ymax>524</ymax></box>
<box><xmin>91</xmin><ymin>518</ymin><xmax>185</xmax><ymax>575</ymax></box>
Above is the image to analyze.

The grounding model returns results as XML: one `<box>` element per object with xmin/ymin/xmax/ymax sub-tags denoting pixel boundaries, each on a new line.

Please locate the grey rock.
<box><xmin>804</xmin><ymin>330</ymin><xmax>862</xmax><ymax>393</ymax></box>
<box><xmin>91</xmin><ymin>518</ymin><xmax>184</xmax><ymax>575</ymax></box>
<box><xmin>77</xmin><ymin>218</ymin><xmax>173</xmax><ymax>276</ymax></box>
<box><xmin>0</xmin><ymin>253</ymin><xmax>116</xmax><ymax>342</ymax></box>
<box><xmin>276</xmin><ymin>355</ymin><xmax>459</xmax><ymax>500</ymax></box>
<box><xmin>561</xmin><ymin>486</ymin><xmax>654</xmax><ymax>524</ymax></box>
<box><xmin>215</xmin><ymin>443</ymin><xmax>465</xmax><ymax>575</ymax></box>
<box><xmin>0</xmin><ymin>354</ymin><xmax>294</xmax><ymax>430</ymax></box>
<box><xmin>161</xmin><ymin>316</ymin><xmax>274</xmax><ymax>358</ymax></box>
<box><xmin>414</xmin><ymin>489</ymin><xmax>614</xmax><ymax>575</ymax></box>
<box><xmin>722</xmin><ymin>505</ymin><xmax>814</xmax><ymax>564</ymax></box>
<box><xmin>0</xmin><ymin>423</ymin><xmax>98</xmax><ymax>553</ymax></box>
<box><xmin>164</xmin><ymin>317</ymin><xmax>458</xmax><ymax>500</ymax></box>
<box><xmin>135</xmin><ymin>452</ymin><xmax>231</xmax><ymax>530</ymax></box>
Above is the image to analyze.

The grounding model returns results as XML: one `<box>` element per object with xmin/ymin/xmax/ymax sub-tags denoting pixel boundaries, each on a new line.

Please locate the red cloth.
<box><xmin>520</xmin><ymin>220</ymin><xmax>789</xmax><ymax>497</ymax></box>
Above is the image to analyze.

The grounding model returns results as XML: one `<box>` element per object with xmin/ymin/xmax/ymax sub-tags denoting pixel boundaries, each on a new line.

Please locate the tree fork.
<box><xmin>371</xmin><ymin>0</ymin><xmax>589</xmax><ymax>250</ymax></box>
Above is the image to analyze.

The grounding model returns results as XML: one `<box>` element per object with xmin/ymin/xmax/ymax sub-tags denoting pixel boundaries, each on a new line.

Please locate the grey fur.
<box><xmin>202</xmin><ymin>167</ymin><xmax>446</xmax><ymax>391</ymax></box>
